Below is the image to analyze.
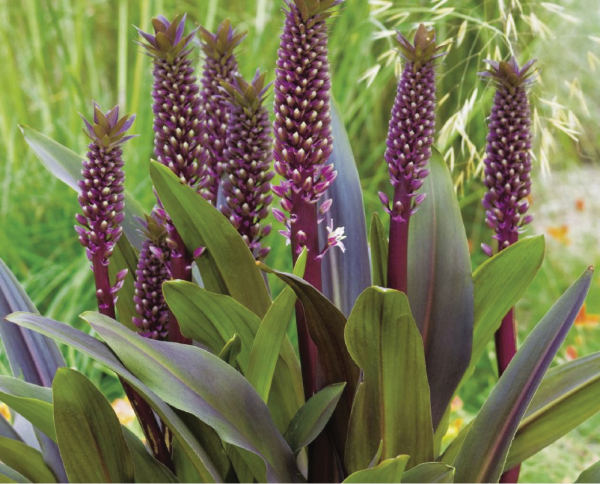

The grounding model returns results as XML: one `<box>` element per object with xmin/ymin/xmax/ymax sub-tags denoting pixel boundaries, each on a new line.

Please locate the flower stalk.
<box><xmin>77</xmin><ymin>104</ymin><xmax>172</xmax><ymax>469</ymax></box>
<box><xmin>137</xmin><ymin>14</ymin><xmax>205</xmax><ymax>344</ymax></box>
<box><xmin>273</xmin><ymin>0</ymin><xmax>343</xmax><ymax>402</ymax></box>
<box><xmin>221</xmin><ymin>70</ymin><xmax>274</xmax><ymax>260</ymax></box>
<box><xmin>480</xmin><ymin>57</ymin><xmax>536</xmax><ymax>484</ymax></box>
<box><xmin>199</xmin><ymin>19</ymin><xmax>246</xmax><ymax>204</ymax></box>
<box><xmin>382</xmin><ymin>25</ymin><xmax>445</xmax><ymax>294</ymax></box>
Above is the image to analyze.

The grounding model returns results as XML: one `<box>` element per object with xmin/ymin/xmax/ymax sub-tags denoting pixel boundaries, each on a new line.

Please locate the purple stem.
<box><xmin>387</xmin><ymin>188</ymin><xmax>412</xmax><ymax>294</ymax></box>
<box><xmin>167</xmin><ymin>230</ymin><xmax>193</xmax><ymax>345</ymax></box>
<box><xmin>291</xmin><ymin>193</ymin><xmax>319</xmax><ymax>401</ymax></box>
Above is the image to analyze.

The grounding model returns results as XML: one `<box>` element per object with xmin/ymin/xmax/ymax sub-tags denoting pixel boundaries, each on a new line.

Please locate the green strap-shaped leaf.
<box><xmin>7</xmin><ymin>312</ymin><xmax>222</xmax><ymax>483</ymax></box>
<box><xmin>576</xmin><ymin>460</ymin><xmax>600</xmax><ymax>483</ymax></box>
<box><xmin>0</xmin><ymin>436</ymin><xmax>57</xmax><ymax>483</ymax></box>
<box><xmin>369</xmin><ymin>213</ymin><xmax>388</xmax><ymax>288</ymax></box>
<box><xmin>53</xmin><ymin>368</ymin><xmax>135</xmax><ymax>483</ymax></box>
<box><xmin>453</xmin><ymin>268</ymin><xmax>594</xmax><ymax>483</ymax></box>
<box><xmin>401</xmin><ymin>462</ymin><xmax>454</xmax><ymax>483</ymax></box>
<box><xmin>122</xmin><ymin>427</ymin><xmax>179</xmax><ymax>483</ymax></box>
<box><xmin>218</xmin><ymin>334</ymin><xmax>242</xmax><ymax>367</ymax></box>
<box><xmin>150</xmin><ymin>160</ymin><xmax>271</xmax><ymax>318</ymax></box>
<box><xmin>505</xmin><ymin>351</ymin><xmax>600</xmax><ymax>469</ymax></box>
<box><xmin>342</xmin><ymin>455</ymin><xmax>410</xmax><ymax>483</ymax></box>
<box><xmin>163</xmin><ymin>281</ymin><xmax>304</xmax><ymax>434</ymax></box>
<box><xmin>470</xmin><ymin>235</ymin><xmax>545</xmax><ymax>372</ymax></box>
<box><xmin>0</xmin><ymin>463</ymin><xmax>30</xmax><ymax>483</ymax></box>
<box><xmin>407</xmin><ymin>148</ymin><xmax>474</xmax><ymax>429</ymax></box>
<box><xmin>19</xmin><ymin>125</ymin><xmax>146</xmax><ymax>249</ymax></box>
<box><xmin>247</xmin><ymin>250</ymin><xmax>307</xmax><ymax>402</ymax></box>
<box><xmin>345</xmin><ymin>287</ymin><xmax>434</xmax><ymax>472</ymax></box>
<box><xmin>259</xmin><ymin>264</ymin><xmax>360</xmax><ymax>463</ymax></box>
<box><xmin>109</xmin><ymin>236</ymin><xmax>140</xmax><ymax>331</ymax></box>
<box><xmin>83</xmin><ymin>312</ymin><xmax>301</xmax><ymax>483</ymax></box>
<box><xmin>0</xmin><ymin>377</ymin><xmax>55</xmax><ymax>442</ymax></box>
<box><xmin>284</xmin><ymin>383</ymin><xmax>346</xmax><ymax>454</ymax></box>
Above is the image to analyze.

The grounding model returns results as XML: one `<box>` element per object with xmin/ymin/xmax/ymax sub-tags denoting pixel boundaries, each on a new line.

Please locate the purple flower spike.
<box><xmin>198</xmin><ymin>19</ymin><xmax>246</xmax><ymax>203</ymax></box>
<box><xmin>385</xmin><ymin>24</ymin><xmax>445</xmax><ymax>294</ymax></box>
<box><xmin>77</xmin><ymin>103</ymin><xmax>135</xmax><ymax>312</ymax></box>
<box><xmin>220</xmin><ymin>70</ymin><xmax>274</xmax><ymax>260</ymax></box>
<box><xmin>132</xmin><ymin>212</ymin><xmax>172</xmax><ymax>340</ymax></box>
<box><xmin>272</xmin><ymin>0</ymin><xmax>343</xmax><ymax>262</ymax></box>
<box><xmin>481</xmin><ymin>57</ymin><xmax>536</xmax><ymax>252</ymax></box>
<box><xmin>384</xmin><ymin>24</ymin><xmax>446</xmax><ymax>219</ymax></box>
<box><xmin>137</xmin><ymin>14</ymin><xmax>205</xmax><ymax>188</ymax></box>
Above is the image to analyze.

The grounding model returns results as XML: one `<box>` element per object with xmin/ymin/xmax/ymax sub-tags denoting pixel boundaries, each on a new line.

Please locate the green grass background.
<box><xmin>0</xmin><ymin>0</ymin><xmax>599</xmax><ymax>481</ymax></box>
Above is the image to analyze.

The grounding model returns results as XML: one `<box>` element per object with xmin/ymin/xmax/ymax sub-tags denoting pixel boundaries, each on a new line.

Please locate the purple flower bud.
<box><xmin>76</xmin><ymin>103</ymin><xmax>134</xmax><ymax>267</ymax></box>
<box><xmin>383</xmin><ymin>25</ymin><xmax>445</xmax><ymax>218</ymax></box>
<box><xmin>198</xmin><ymin>19</ymin><xmax>246</xmax><ymax>203</ymax></box>
<box><xmin>220</xmin><ymin>70</ymin><xmax>274</xmax><ymax>260</ymax></box>
<box><xmin>480</xmin><ymin>57</ymin><xmax>536</xmax><ymax>252</ymax></box>
<box><xmin>132</xmin><ymin>211</ymin><xmax>172</xmax><ymax>340</ymax></box>
<box><xmin>137</xmin><ymin>14</ymin><xmax>205</xmax><ymax>188</ymax></box>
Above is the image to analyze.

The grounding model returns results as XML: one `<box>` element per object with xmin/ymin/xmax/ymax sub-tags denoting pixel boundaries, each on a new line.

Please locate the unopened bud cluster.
<box><xmin>221</xmin><ymin>71</ymin><xmax>274</xmax><ymax>260</ymax></box>
<box><xmin>480</xmin><ymin>58</ymin><xmax>536</xmax><ymax>255</ymax></box>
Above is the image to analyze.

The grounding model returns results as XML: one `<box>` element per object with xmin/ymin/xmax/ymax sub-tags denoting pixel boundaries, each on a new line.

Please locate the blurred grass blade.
<box><xmin>284</xmin><ymin>383</ymin><xmax>346</xmax><ymax>455</ymax></box>
<box><xmin>19</xmin><ymin>125</ymin><xmax>146</xmax><ymax>249</ymax></box>
<box><xmin>53</xmin><ymin>368</ymin><xmax>134</xmax><ymax>483</ymax></box>
<box><xmin>259</xmin><ymin>263</ymin><xmax>359</xmax><ymax>463</ymax></box>
<box><xmin>345</xmin><ymin>288</ymin><xmax>433</xmax><ymax>472</ymax></box>
<box><xmin>342</xmin><ymin>455</ymin><xmax>410</xmax><ymax>483</ymax></box>
<box><xmin>576</xmin><ymin>460</ymin><xmax>600</xmax><ymax>483</ymax></box>
<box><xmin>247</xmin><ymin>249</ymin><xmax>307</xmax><ymax>402</ymax></box>
<box><xmin>0</xmin><ymin>377</ymin><xmax>55</xmax><ymax>442</ymax></box>
<box><xmin>0</xmin><ymin>436</ymin><xmax>57</xmax><ymax>483</ymax></box>
<box><xmin>401</xmin><ymin>462</ymin><xmax>455</xmax><ymax>483</ymax></box>
<box><xmin>123</xmin><ymin>426</ymin><xmax>179</xmax><ymax>483</ymax></box>
<box><xmin>319</xmin><ymin>101</ymin><xmax>371</xmax><ymax>316</ymax></box>
<box><xmin>163</xmin><ymin>281</ymin><xmax>303</xmax><ymax>434</ymax></box>
<box><xmin>6</xmin><ymin>312</ymin><xmax>222</xmax><ymax>483</ymax></box>
<box><xmin>83</xmin><ymin>312</ymin><xmax>301</xmax><ymax>484</ymax></box>
<box><xmin>369</xmin><ymin>213</ymin><xmax>388</xmax><ymax>287</ymax></box>
<box><xmin>453</xmin><ymin>267</ymin><xmax>594</xmax><ymax>483</ymax></box>
<box><xmin>407</xmin><ymin>148</ymin><xmax>474</xmax><ymax>429</ymax></box>
<box><xmin>150</xmin><ymin>161</ymin><xmax>271</xmax><ymax>318</ymax></box>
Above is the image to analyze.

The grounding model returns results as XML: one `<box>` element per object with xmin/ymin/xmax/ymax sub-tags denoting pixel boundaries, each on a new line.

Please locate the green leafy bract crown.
<box><xmin>136</xmin><ymin>14</ymin><xmax>197</xmax><ymax>63</ymax></box>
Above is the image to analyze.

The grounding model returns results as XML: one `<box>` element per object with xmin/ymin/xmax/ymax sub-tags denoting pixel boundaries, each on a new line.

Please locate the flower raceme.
<box><xmin>220</xmin><ymin>71</ymin><xmax>274</xmax><ymax>260</ymax></box>
<box><xmin>272</xmin><ymin>0</ymin><xmax>344</xmax><ymax>268</ymax></box>
<box><xmin>481</xmin><ymin>57</ymin><xmax>536</xmax><ymax>256</ymax></box>
<box><xmin>382</xmin><ymin>25</ymin><xmax>446</xmax><ymax>293</ymax></box>
<box><xmin>137</xmin><ymin>14</ymin><xmax>205</xmax><ymax>188</ymax></box>
<box><xmin>199</xmin><ymin>19</ymin><xmax>246</xmax><ymax>204</ymax></box>
<box><xmin>132</xmin><ymin>212</ymin><xmax>172</xmax><ymax>340</ymax></box>
<box><xmin>76</xmin><ymin>103</ymin><xmax>135</xmax><ymax>314</ymax></box>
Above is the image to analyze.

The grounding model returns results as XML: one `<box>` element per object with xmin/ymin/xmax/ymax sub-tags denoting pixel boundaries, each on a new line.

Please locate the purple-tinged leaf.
<box><xmin>259</xmin><ymin>263</ymin><xmax>359</xmax><ymax>464</ymax></box>
<box><xmin>319</xmin><ymin>101</ymin><xmax>371</xmax><ymax>316</ymax></box>
<box><xmin>6</xmin><ymin>312</ymin><xmax>223</xmax><ymax>483</ymax></box>
<box><xmin>0</xmin><ymin>436</ymin><xmax>57</xmax><ymax>483</ymax></box>
<box><xmin>82</xmin><ymin>312</ymin><xmax>301</xmax><ymax>483</ymax></box>
<box><xmin>453</xmin><ymin>267</ymin><xmax>594</xmax><ymax>483</ymax></box>
<box><xmin>0</xmin><ymin>413</ymin><xmax>22</xmax><ymax>443</ymax></box>
<box><xmin>402</xmin><ymin>462</ymin><xmax>454</xmax><ymax>483</ymax></box>
<box><xmin>407</xmin><ymin>148</ymin><xmax>474</xmax><ymax>429</ymax></box>
<box><xmin>0</xmin><ymin>259</ymin><xmax>66</xmax><ymax>481</ymax></box>
<box><xmin>19</xmin><ymin>125</ymin><xmax>146</xmax><ymax>249</ymax></box>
